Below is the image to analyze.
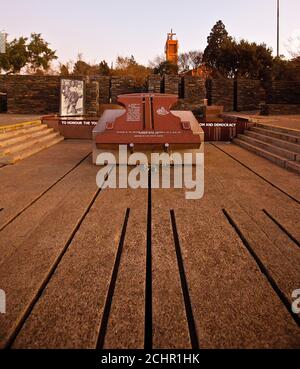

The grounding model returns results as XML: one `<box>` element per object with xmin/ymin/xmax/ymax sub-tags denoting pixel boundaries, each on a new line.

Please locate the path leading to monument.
<box><xmin>0</xmin><ymin>141</ymin><xmax>299</xmax><ymax>349</ymax></box>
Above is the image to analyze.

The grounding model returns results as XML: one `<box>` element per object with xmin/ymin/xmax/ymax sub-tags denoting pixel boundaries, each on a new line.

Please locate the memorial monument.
<box><xmin>165</xmin><ymin>29</ymin><xmax>179</xmax><ymax>65</ymax></box>
<box><xmin>92</xmin><ymin>93</ymin><xmax>204</xmax><ymax>164</ymax></box>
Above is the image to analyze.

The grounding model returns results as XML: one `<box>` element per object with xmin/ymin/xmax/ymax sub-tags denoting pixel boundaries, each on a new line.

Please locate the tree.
<box><xmin>203</xmin><ymin>20</ymin><xmax>231</xmax><ymax>69</ymax></box>
<box><xmin>148</xmin><ymin>55</ymin><xmax>165</xmax><ymax>70</ymax></box>
<box><xmin>153</xmin><ymin>61</ymin><xmax>178</xmax><ymax>76</ymax></box>
<box><xmin>188</xmin><ymin>50</ymin><xmax>203</xmax><ymax>70</ymax></box>
<box><xmin>60</xmin><ymin>64</ymin><xmax>70</xmax><ymax>76</ymax></box>
<box><xmin>287</xmin><ymin>33</ymin><xmax>300</xmax><ymax>58</ymax></box>
<box><xmin>202</xmin><ymin>19</ymin><xmax>300</xmax><ymax>81</ymax></box>
<box><xmin>73</xmin><ymin>60</ymin><xmax>89</xmax><ymax>75</ymax></box>
<box><xmin>178</xmin><ymin>50</ymin><xmax>203</xmax><ymax>73</ymax></box>
<box><xmin>27</xmin><ymin>33</ymin><xmax>57</xmax><ymax>72</ymax></box>
<box><xmin>115</xmin><ymin>55</ymin><xmax>137</xmax><ymax>70</ymax></box>
<box><xmin>178</xmin><ymin>52</ymin><xmax>190</xmax><ymax>73</ymax></box>
<box><xmin>217</xmin><ymin>39</ymin><xmax>273</xmax><ymax>80</ymax></box>
<box><xmin>0</xmin><ymin>37</ymin><xmax>28</xmax><ymax>74</ymax></box>
<box><xmin>98</xmin><ymin>60</ymin><xmax>110</xmax><ymax>76</ymax></box>
<box><xmin>272</xmin><ymin>56</ymin><xmax>300</xmax><ymax>81</ymax></box>
<box><xmin>113</xmin><ymin>55</ymin><xmax>151</xmax><ymax>87</ymax></box>
<box><xmin>203</xmin><ymin>21</ymin><xmax>274</xmax><ymax>81</ymax></box>
<box><xmin>0</xmin><ymin>33</ymin><xmax>57</xmax><ymax>74</ymax></box>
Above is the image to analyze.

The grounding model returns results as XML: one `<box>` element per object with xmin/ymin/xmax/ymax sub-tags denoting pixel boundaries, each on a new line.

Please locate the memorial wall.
<box><xmin>0</xmin><ymin>74</ymin><xmax>299</xmax><ymax>115</ymax></box>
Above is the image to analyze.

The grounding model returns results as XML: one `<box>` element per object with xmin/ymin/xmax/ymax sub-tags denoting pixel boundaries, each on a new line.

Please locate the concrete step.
<box><xmin>237</xmin><ymin>134</ymin><xmax>300</xmax><ymax>161</ymax></box>
<box><xmin>1</xmin><ymin>136</ymin><xmax>64</xmax><ymax>164</ymax></box>
<box><xmin>250</xmin><ymin>126</ymin><xmax>300</xmax><ymax>144</ymax></box>
<box><xmin>286</xmin><ymin>161</ymin><xmax>300</xmax><ymax>175</ymax></box>
<box><xmin>0</xmin><ymin>123</ymin><xmax>46</xmax><ymax>141</ymax></box>
<box><xmin>233</xmin><ymin>138</ymin><xmax>287</xmax><ymax>168</ymax></box>
<box><xmin>0</xmin><ymin>132</ymin><xmax>61</xmax><ymax>157</ymax></box>
<box><xmin>0</xmin><ymin>120</ymin><xmax>42</xmax><ymax>134</ymax></box>
<box><xmin>0</xmin><ymin>127</ymin><xmax>54</xmax><ymax>148</ymax></box>
<box><xmin>255</xmin><ymin>123</ymin><xmax>300</xmax><ymax>138</ymax></box>
<box><xmin>244</xmin><ymin>130</ymin><xmax>300</xmax><ymax>154</ymax></box>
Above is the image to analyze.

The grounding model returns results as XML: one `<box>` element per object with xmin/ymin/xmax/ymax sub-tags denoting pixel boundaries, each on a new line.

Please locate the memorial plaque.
<box><xmin>60</xmin><ymin>79</ymin><xmax>84</xmax><ymax>116</ymax></box>
<box><xmin>92</xmin><ymin>93</ymin><xmax>204</xmax><ymax>163</ymax></box>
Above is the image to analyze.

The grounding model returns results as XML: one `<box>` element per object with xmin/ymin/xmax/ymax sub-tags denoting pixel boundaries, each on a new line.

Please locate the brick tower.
<box><xmin>165</xmin><ymin>29</ymin><xmax>179</xmax><ymax>65</ymax></box>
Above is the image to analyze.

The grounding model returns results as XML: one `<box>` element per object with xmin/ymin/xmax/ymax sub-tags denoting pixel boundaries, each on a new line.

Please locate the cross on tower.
<box><xmin>167</xmin><ymin>29</ymin><xmax>176</xmax><ymax>40</ymax></box>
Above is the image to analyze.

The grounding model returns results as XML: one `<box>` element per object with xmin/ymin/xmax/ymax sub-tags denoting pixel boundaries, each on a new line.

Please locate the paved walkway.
<box><xmin>223</xmin><ymin>111</ymin><xmax>300</xmax><ymax>131</ymax></box>
<box><xmin>0</xmin><ymin>140</ymin><xmax>299</xmax><ymax>349</ymax></box>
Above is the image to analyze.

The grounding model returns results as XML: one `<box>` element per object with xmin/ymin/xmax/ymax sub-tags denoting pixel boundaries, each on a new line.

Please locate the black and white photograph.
<box><xmin>60</xmin><ymin>79</ymin><xmax>84</xmax><ymax>116</ymax></box>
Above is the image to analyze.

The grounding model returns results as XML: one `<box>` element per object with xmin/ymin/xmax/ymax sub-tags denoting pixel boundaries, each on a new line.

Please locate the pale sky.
<box><xmin>2</xmin><ymin>0</ymin><xmax>300</xmax><ymax>66</ymax></box>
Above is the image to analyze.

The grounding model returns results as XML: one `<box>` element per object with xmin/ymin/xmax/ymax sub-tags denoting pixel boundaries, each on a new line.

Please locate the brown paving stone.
<box><xmin>177</xmin><ymin>214</ymin><xmax>299</xmax><ymax>348</ymax></box>
<box><xmin>226</xmin><ymin>204</ymin><xmax>300</xmax><ymax>318</ymax></box>
<box><xmin>0</xmin><ymin>140</ymin><xmax>92</xmax><ymax>230</ymax></box>
<box><xmin>103</xmin><ymin>189</ymin><xmax>147</xmax><ymax>349</ymax></box>
<box><xmin>0</xmin><ymin>157</ymin><xmax>98</xmax><ymax>348</ymax></box>
<box><xmin>213</xmin><ymin>142</ymin><xmax>300</xmax><ymax>202</ymax></box>
<box><xmin>208</xmin><ymin>143</ymin><xmax>300</xmax><ymax>241</ymax></box>
<box><xmin>152</xmin><ymin>194</ymin><xmax>191</xmax><ymax>349</ymax></box>
<box><xmin>13</xmin><ymin>186</ymin><xmax>147</xmax><ymax>349</ymax></box>
<box><xmin>0</xmin><ymin>142</ymin><xmax>299</xmax><ymax>348</ymax></box>
<box><xmin>204</xmin><ymin>144</ymin><xmax>300</xmax><ymax>308</ymax></box>
<box><xmin>155</xmin><ymin>176</ymin><xmax>300</xmax><ymax>348</ymax></box>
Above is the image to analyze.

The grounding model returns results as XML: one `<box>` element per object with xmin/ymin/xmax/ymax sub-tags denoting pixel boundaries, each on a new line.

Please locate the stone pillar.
<box><xmin>164</xmin><ymin>75</ymin><xmax>181</xmax><ymax>96</ymax></box>
<box><xmin>85</xmin><ymin>81</ymin><xmax>99</xmax><ymax>116</ymax></box>
<box><xmin>183</xmin><ymin>76</ymin><xmax>206</xmax><ymax>102</ymax></box>
<box><xmin>148</xmin><ymin>75</ymin><xmax>162</xmax><ymax>93</ymax></box>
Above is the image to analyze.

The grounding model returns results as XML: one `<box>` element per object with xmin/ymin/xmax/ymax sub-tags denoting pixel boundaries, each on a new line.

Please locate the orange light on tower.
<box><xmin>165</xmin><ymin>29</ymin><xmax>179</xmax><ymax>65</ymax></box>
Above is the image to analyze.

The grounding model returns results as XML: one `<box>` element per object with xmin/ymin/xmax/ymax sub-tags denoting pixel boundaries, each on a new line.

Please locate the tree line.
<box><xmin>0</xmin><ymin>21</ymin><xmax>299</xmax><ymax>85</ymax></box>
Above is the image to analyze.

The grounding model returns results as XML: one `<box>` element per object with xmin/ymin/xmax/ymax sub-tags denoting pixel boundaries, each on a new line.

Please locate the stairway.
<box><xmin>233</xmin><ymin>123</ymin><xmax>300</xmax><ymax>175</ymax></box>
<box><xmin>0</xmin><ymin>121</ymin><xmax>64</xmax><ymax>165</ymax></box>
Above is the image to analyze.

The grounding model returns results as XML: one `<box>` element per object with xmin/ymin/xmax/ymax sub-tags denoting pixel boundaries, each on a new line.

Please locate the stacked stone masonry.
<box><xmin>183</xmin><ymin>76</ymin><xmax>206</xmax><ymax>102</ymax></box>
<box><xmin>6</xmin><ymin>76</ymin><xmax>60</xmax><ymax>114</ymax></box>
<box><xmin>164</xmin><ymin>75</ymin><xmax>181</xmax><ymax>96</ymax></box>
<box><xmin>0</xmin><ymin>74</ymin><xmax>299</xmax><ymax>115</ymax></box>
<box><xmin>266</xmin><ymin>81</ymin><xmax>300</xmax><ymax>104</ymax></box>
<box><xmin>236</xmin><ymin>79</ymin><xmax>266</xmax><ymax>111</ymax></box>
<box><xmin>91</xmin><ymin>76</ymin><xmax>110</xmax><ymax>104</ymax></box>
<box><xmin>110</xmin><ymin>77</ymin><xmax>141</xmax><ymax>103</ymax></box>
<box><xmin>85</xmin><ymin>81</ymin><xmax>99</xmax><ymax>116</ymax></box>
<box><xmin>206</xmin><ymin>79</ymin><xmax>234</xmax><ymax>112</ymax></box>
<box><xmin>148</xmin><ymin>75</ymin><xmax>162</xmax><ymax>93</ymax></box>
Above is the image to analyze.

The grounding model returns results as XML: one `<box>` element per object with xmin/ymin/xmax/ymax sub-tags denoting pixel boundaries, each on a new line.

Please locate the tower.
<box><xmin>165</xmin><ymin>29</ymin><xmax>179</xmax><ymax>65</ymax></box>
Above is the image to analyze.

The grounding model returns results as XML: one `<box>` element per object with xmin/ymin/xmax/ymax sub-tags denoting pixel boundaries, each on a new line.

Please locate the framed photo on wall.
<box><xmin>60</xmin><ymin>79</ymin><xmax>85</xmax><ymax>116</ymax></box>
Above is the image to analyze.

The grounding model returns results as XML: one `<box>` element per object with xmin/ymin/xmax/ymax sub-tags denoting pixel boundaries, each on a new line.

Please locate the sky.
<box><xmin>2</xmin><ymin>0</ymin><xmax>300</xmax><ymax>66</ymax></box>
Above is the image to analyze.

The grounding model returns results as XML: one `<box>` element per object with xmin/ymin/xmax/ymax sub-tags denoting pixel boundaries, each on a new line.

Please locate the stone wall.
<box><xmin>85</xmin><ymin>81</ymin><xmax>99</xmax><ymax>115</ymax></box>
<box><xmin>110</xmin><ymin>76</ymin><xmax>142</xmax><ymax>103</ymax></box>
<box><xmin>164</xmin><ymin>75</ymin><xmax>181</xmax><ymax>95</ymax></box>
<box><xmin>91</xmin><ymin>76</ymin><xmax>110</xmax><ymax>104</ymax></box>
<box><xmin>148</xmin><ymin>75</ymin><xmax>162</xmax><ymax>93</ymax></box>
<box><xmin>0</xmin><ymin>75</ymin><xmax>7</xmax><ymax>93</ymax></box>
<box><xmin>0</xmin><ymin>75</ymin><xmax>7</xmax><ymax>112</ymax></box>
<box><xmin>1</xmin><ymin>74</ymin><xmax>299</xmax><ymax>115</ymax></box>
<box><xmin>266</xmin><ymin>81</ymin><xmax>300</xmax><ymax>104</ymax></box>
<box><xmin>236</xmin><ymin>79</ymin><xmax>266</xmax><ymax>111</ymax></box>
<box><xmin>183</xmin><ymin>76</ymin><xmax>206</xmax><ymax>103</ymax></box>
<box><xmin>6</xmin><ymin>75</ymin><xmax>61</xmax><ymax>114</ymax></box>
<box><xmin>206</xmin><ymin>79</ymin><xmax>234</xmax><ymax>112</ymax></box>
